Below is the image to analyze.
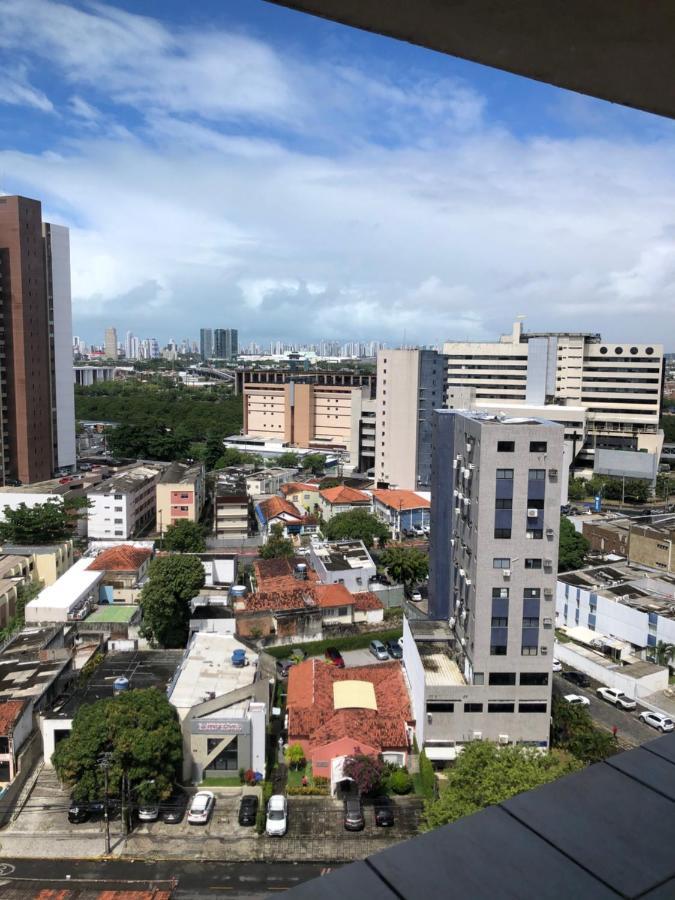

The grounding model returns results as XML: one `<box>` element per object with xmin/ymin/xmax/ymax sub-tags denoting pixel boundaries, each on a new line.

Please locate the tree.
<box><xmin>323</xmin><ymin>509</ymin><xmax>390</xmax><ymax>549</ymax></box>
<box><xmin>106</xmin><ymin>424</ymin><xmax>190</xmax><ymax>462</ymax></box>
<box><xmin>285</xmin><ymin>743</ymin><xmax>306</xmax><ymax>770</ymax></box>
<box><xmin>567</xmin><ymin>478</ymin><xmax>588</xmax><ymax>501</ymax></box>
<box><xmin>260</xmin><ymin>523</ymin><xmax>295</xmax><ymax>560</ymax></box>
<box><xmin>388</xmin><ymin>769</ymin><xmax>413</xmax><ymax>795</ymax></box>
<box><xmin>53</xmin><ymin>688</ymin><xmax>183</xmax><ymax>804</ymax></box>
<box><xmin>558</xmin><ymin>517</ymin><xmax>589</xmax><ymax>572</ymax></box>
<box><xmin>319</xmin><ymin>477</ymin><xmax>342</xmax><ymax>490</ymax></box>
<box><xmin>276</xmin><ymin>452</ymin><xmax>301</xmax><ymax>469</ymax></box>
<box><xmin>300</xmin><ymin>453</ymin><xmax>327</xmax><ymax>476</ymax></box>
<box><xmin>162</xmin><ymin>520</ymin><xmax>206</xmax><ymax>553</ymax></box>
<box><xmin>662</xmin><ymin>414</ymin><xmax>675</xmax><ymax>443</ymax></box>
<box><xmin>343</xmin><ymin>754</ymin><xmax>385</xmax><ymax>796</ymax></box>
<box><xmin>551</xmin><ymin>696</ymin><xmax>618</xmax><ymax>764</ymax></box>
<box><xmin>656</xmin><ymin>473</ymin><xmax>673</xmax><ymax>501</ymax></box>
<box><xmin>379</xmin><ymin>545</ymin><xmax>429</xmax><ymax>588</ymax></box>
<box><xmin>422</xmin><ymin>741</ymin><xmax>581</xmax><ymax>830</ymax></box>
<box><xmin>203</xmin><ymin>431</ymin><xmax>225</xmax><ymax>471</ymax></box>
<box><xmin>655</xmin><ymin>641</ymin><xmax>675</xmax><ymax>668</ymax></box>
<box><xmin>0</xmin><ymin>501</ymin><xmax>72</xmax><ymax>544</ymax></box>
<box><xmin>139</xmin><ymin>554</ymin><xmax>205</xmax><ymax>647</ymax></box>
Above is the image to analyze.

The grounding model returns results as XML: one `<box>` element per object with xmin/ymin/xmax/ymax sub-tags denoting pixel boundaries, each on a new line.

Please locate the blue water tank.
<box><xmin>113</xmin><ymin>676</ymin><xmax>130</xmax><ymax>695</ymax></box>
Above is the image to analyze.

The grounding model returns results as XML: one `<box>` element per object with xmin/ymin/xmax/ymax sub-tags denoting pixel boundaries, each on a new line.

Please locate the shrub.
<box><xmin>418</xmin><ymin>750</ymin><xmax>436</xmax><ymax>801</ymax></box>
<box><xmin>287</xmin><ymin>785</ymin><xmax>329</xmax><ymax>796</ymax></box>
<box><xmin>238</xmin><ymin>767</ymin><xmax>246</xmax><ymax>784</ymax></box>
<box><xmin>285</xmin><ymin>743</ymin><xmax>306</xmax><ymax>770</ymax></box>
<box><xmin>313</xmin><ymin>775</ymin><xmax>329</xmax><ymax>788</ymax></box>
<box><xmin>389</xmin><ymin>769</ymin><xmax>413</xmax><ymax>795</ymax></box>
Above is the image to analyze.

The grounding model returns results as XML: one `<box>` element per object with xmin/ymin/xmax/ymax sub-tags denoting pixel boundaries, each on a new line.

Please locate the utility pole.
<box><xmin>98</xmin><ymin>752</ymin><xmax>112</xmax><ymax>855</ymax></box>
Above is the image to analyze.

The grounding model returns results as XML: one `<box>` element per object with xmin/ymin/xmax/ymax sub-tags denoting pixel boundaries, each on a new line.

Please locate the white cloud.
<box><xmin>0</xmin><ymin>66</ymin><xmax>54</xmax><ymax>112</ymax></box>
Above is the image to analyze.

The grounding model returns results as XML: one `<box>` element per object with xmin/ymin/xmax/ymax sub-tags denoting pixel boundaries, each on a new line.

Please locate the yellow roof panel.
<box><xmin>333</xmin><ymin>680</ymin><xmax>377</xmax><ymax>711</ymax></box>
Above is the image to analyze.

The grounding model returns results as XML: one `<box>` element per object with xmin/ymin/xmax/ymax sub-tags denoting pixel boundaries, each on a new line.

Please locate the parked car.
<box><xmin>562</xmin><ymin>670</ymin><xmax>591</xmax><ymax>689</ymax></box>
<box><xmin>187</xmin><ymin>791</ymin><xmax>215</xmax><ymax>825</ymax></box>
<box><xmin>238</xmin><ymin>794</ymin><xmax>259</xmax><ymax>826</ymax></box>
<box><xmin>552</xmin><ymin>658</ymin><xmax>562</xmax><ymax>672</ymax></box>
<box><xmin>344</xmin><ymin>796</ymin><xmax>365</xmax><ymax>831</ymax></box>
<box><xmin>374</xmin><ymin>797</ymin><xmax>395</xmax><ymax>827</ymax></box>
<box><xmin>289</xmin><ymin>647</ymin><xmax>308</xmax><ymax>663</ymax></box>
<box><xmin>68</xmin><ymin>801</ymin><xmax>90</xmax><ymax>824</ymax></box>
<box><xmin>410</xmin><ymin>589</ymin><xmax>423</xmax><ymax>603</ymax></box>
<box><xmin>325</xmin><ymin>647</ymin><xmax>345</xmax><ymax>668</ymax></box>
<box><xmin>161</xmin><ymin>788</ymin><xmax>187</xmax><ymax>824</ymax></box>
<box><xmin>639</xmin><ymin>711</ymin><xmax>675</xmax><ymax>733</ymax></box>
<box><xmin>597</xmin><ymin>687</ymin><xmax>637</xmax><ymax>710</ymax></box>
<box><xmin>386</xmin><ymin>639</ymin><xmax>402</xmax><ymax>660</ymax></box>
<box><xmin>137</xmin><ymin>802</ymin><xmax>160</xmax><ymax>822</ymax></box>
<box><xmin>266</xmin><ymin>794</ymin><xmax>288</xmax><ymax>836</ymax></box>
<box><xmin>276</xmin><ymin>658</ymin><xmax>295</xmax><ymax>678</ymax></box>
<box><xmin>412</xmin><ymin>525</ymin><xmax>425</xmax><ymax>537</ymax></box>
<box><xmin>369</xmin><ymin>639</ymin><xmax>389</xmax><ymax>661</ymax></box>
<box><xmin>564</xmin><ymin>694</ymin><xmax>590</xmax><ymax>707</ymax></box>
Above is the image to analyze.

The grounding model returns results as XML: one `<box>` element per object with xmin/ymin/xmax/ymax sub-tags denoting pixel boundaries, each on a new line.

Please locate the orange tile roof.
<box><xmin>372</xmin><ymin>489</ymin><xmax>430</xmax><ymax>511</ymax></box>
<box><xmin>253</xmin><ymin>558</ymin><xmax>319</xmax><ymax>595</ymax></box>
<box><xmin>353</xmin><ymin>591</ymin><xmax>384</xmax><ymax>612</ymax></box>
<box><xmin>240</xmin><ymin>587</ymin><xmax>319</xmax><ymax>613</ymax></box>
<box><xmin>314</xmin><ymin>583</ymin><xmax>355</xmax><ymax>608</ymax></box>
<box><xmin>0</xmin><ymin>699</ymin><xmax>27</xmax><ymax>734</ymax></box>
<box><xmin>287</xmin><ymin>659</ymin><xmax>411</xmax><ymax>754</ymax></box>
<box><xmin>280</xmin><ymin>482</ymin><xmax>320</xmax><ymax>496</ymax></box>
<box><xmin>320</xmin><ymin>485</ymin><xmax>371</xmax><ymax>505</ymax></box>
<box><xmin>88</xmin><ymin>545</ymin><xmax>152</xmax><ymax>572</ymax></box>
<box><xmin>257</xmin><ymin>496</ymin><xmax>304</xmax><ymax>522</ymax></box>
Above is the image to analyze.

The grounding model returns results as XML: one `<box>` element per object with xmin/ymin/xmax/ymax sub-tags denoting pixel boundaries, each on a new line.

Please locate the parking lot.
<box><xmin>340</xmin><ymin>647</ymin><xmax>399</xmax><ymax>668</ymax></box>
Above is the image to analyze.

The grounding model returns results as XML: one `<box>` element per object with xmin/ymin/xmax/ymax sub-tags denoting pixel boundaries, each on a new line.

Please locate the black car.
<box><xmin>276</xmin><ymin>658</ymin><xmax>295</xmax><ymax>678</ymax></box>
<box><xmin>161</xmin><ymin>789</ymin><xmax>188</xmax><ymax>824</ymax></box>
<box><xmin>68</xmin><ymin>801</ymin><xmax>90</xmax><ymax>824</ymax></box>
<box><xmin>344</xmin><ymin>796</ymin><xmax>365</xmax><ymax>831</ymax></box>
<box><xmin>374</xmin><ymin>797</ymin><xmax>395</xmax><ymax>827</ymax></box>
<box><xmin>238</xmin><ymin>794</ymin><xmax>259</xmax><ymax>826</ymax></box>
<box><xmin>563</xmin><ymin>670</ymin><xmax>591</xmax><ymax>689</ymax></box>
<box><xmin>385</xmin><ymin>639</ymin><xmax>402</xmax><ymax>660</ymax></box>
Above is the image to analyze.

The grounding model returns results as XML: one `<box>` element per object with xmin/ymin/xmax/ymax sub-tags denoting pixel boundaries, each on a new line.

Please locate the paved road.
<box><xmin>553</xmin><ymin>674</ymin><xmax>657</xmax><ymax>747</ymax></box>
<box><xmin>0</xmin><ymin>858</ymin><xmax>329</xmax><ymax>899</ymax></box>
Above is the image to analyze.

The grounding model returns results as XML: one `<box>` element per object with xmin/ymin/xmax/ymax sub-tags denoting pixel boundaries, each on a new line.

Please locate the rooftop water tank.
<box><xmin>113</xmin><ymin>676</ymin><xmax>129</xmax><ymax>695</ymax></box>
<box><xmin>294</xmin><ymin>563</ymin><xmax>308</xmax><ymax>580</ymax></box>
<box><xmin>230</xmin><ymin>584</ymin><xmax>247</xmax><ymax>598</ymax></box>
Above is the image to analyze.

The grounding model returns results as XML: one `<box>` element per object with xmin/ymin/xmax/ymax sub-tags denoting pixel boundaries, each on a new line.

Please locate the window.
<box><xmin>524</xmin><ymin>588</ymin><xmax>541</xmax><ymax>599</ymax></box>
<box><xmin>490</xmin><ymin>645</ymin><xmax>507</xmax><ymax>656</ymax></box>
<box><xmin>494</xmin><ymin>528</ymin><xmax>512</xmax><ymax>539</ymax></box>
<box><xmin>526</xmin><ymin>529</ymin><xmax>543</xmax><ymax>540</ymax></box>
<box><xmin>492</xmin><ymin>587</ymin><xmax>509</xmax><ymax>598</ymax></box>
<box><xmin>520</xmin><ymin>673</ymin><xmax>549</xmax><ymax>686</ymax></box>
<box><xmin>529</xmin><ymin>442</ymin><xmax>547</xmax><ymax>453</ymax></box>
<box><xmin>521</xmin><ymin>646</ymin><xmax>538</xmax><ymax>656</ymax></box>
<box><xmin>495</xmin><ymin>498</ymin><xmax>513</xmax><ymax>509</ymax></box>
<box><xmin>114</xmin><ymin>493</ymin><xmax>123</xmax><ymax>500</ymax></box>
<box><xmin>488</xmin><ymin>672</ymin><xmax>516</xmax><ymax>686</ymax></box>
<box><xmin>497</xmin><ymin>441</ymin><xmax>515</xmax><ymax>452</ymax></box>
<box><xmin>206</xmin><ymin>737</ymin><xmax>239</xmax><ymax>771</ymax></box>
<box><xmin>522</xmin><ymin>617</ymin><xmax>539</xmax><ymax>628</ymax></box>
<box><xmin>473</xmin><ymin>672</ymin><xmax>484</xmax><ymax>685</ymax></box>
<box><xmin>528</xmin><ymin>469</ymin><xmax>546</xmax><ymax>480</ymax></box>
<box><xmin>114</xmin><ymin>518</ymin><xmax>123</xmax><ymax>524</ymax></box>
<box><xmin>496</xmin><ymin>469</ymin><xmax>514</xmax><ymax>480</ymax></box>
<box><xmin>427</xmin><ymin>702</ymin><xmax>455</xmax><ymax>713</ymax></box>
<box><xmin>488</xmin><ymin>702</ymin><xmax>515</xmax><ymax>713</ymax></box>
<box><xmin>493</xmin><ymin>558</ymin><xmax>511</xmax><ymax>569</ymax></box>
<box><xmin>491</xmin><ymin>616</ymin><xmax>508</xmax><ymax>628</ymax></box>
<box><xmin>464</xmin><ymin>703</ymin><xmax>483</xmax><ymax>713</ymax></box>
<box><xmin>519</xmin><ymin>702</ymin><xmax>547</xmax><ymax>713</ymax></box>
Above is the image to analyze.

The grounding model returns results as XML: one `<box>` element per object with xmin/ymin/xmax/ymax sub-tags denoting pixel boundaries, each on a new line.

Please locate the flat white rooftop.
<box><xmin>26</xmin><ymin>557</ymin><xmax>103</xmax><ymax>615</ymax></box>
<box><xmin>421</xmin><ymin>650</ymin><xmax>465</xmax><ymax>687</ymax></box>
<box><xmin>168</xmin><ymin>632</ymin><xmax>258</xmax><ymax>711</ymax></box>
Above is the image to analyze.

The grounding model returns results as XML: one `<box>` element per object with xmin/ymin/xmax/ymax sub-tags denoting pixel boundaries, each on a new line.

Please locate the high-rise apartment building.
<box><xmin>213</xmin><ymin>328</ymin><xmax>238</xmax><ymax>360</ymax></box>
<box><xmin>104</xmin><ymin>327</ymin><xmax>118</xmax><ymax>361</ymax></box>
<box><xmin>374</xmin><ymin>349</ymin><xmax>446</xmax><ymax>490</ymax></box>
<box><xmin>403</xmin><ymin>410</ymin><xmax>564</xmax><ymax>759</ymax></box>
<box><xmin>0</xmin><ymin>196</ymin><xmax>75</xmax><ymax>484</ymax></box>
<box><xmin>199</xmin><ymin>328</ymin><xmax>213</xmax><ymax>361</ymax></box>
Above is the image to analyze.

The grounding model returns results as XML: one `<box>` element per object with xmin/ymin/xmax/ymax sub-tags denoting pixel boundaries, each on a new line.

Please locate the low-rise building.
<box><xmin>167</xmin><ymin>632</ymin><xmax>268</xmax><ymax>782</ymax></box>
<box><xmin>255</xmin><ymin>496</ymin><xmax>317</xmax><ymax>541</ymax></box>
<box><xmin>214</xmin><ymin>476</ymin><xmax>249</xmax><ymax>542</ymax></box>
<box><xmin>582</xmin><ymin>520</ymin><xmax>630</xmax><ymax>557</ymax></box>
<box><xmin>0</xmin><ymin>700</ymin><xmax>33</xmax><ymax>784</ymax></box>
<box><xmin>318</xmin><ymin>485</ymin><xmax>371</xmax><ymax>521</ymax></box>
<box><xmin>246</xmin><ymin>467</ymin><xmax>298</xmax><ymax>498</ymax></box>
<box><xmin>629</xmin><ymin>524</ymin><xmax>675</xmax><ymax>574</ymax></box>
<box><xmin>155</xmin><ymin>461</ymin><xmax>205</xmax><ymax>535</ymax></box>
<box><xmin>309</xmin><ymin>540</ymin><xmax>377</xmax><ymax>593</ymax></box>
<box><xmin>287</xmin><ymin>658</ymin><xmax>412</xmax><ymax>794</ymax></box>
<box><xmin>25</xmin><ymin>558</ymin><xmax>104</xmax><ymax>624</ymax></box>
<box><xmin>280</xmin><ymin>482</ymin><xmax>321</xmax><ymax>513</ymax></box>
<box><xmin>372</xmin><ymin>489</ymin><xmax>431</xmax><ymax>537</ymax></box>
<box><xmin>86</xmin><ymin>544</ymin><xmax>153</xmax><ymax>603</ymax></box>
<box><xmin>1</xmin><ymin>541</ymin><xmax>74</xmax><ymax>587</ymax></box>
<box><xmin>0</xmin><ymin>554</ymin><xmax>34</xmax><ymax>628</ymax></box>
<box><xmin>87</xmin><ymin>464</ymin><xmax>164</xmax><ymax>540</ymax></box>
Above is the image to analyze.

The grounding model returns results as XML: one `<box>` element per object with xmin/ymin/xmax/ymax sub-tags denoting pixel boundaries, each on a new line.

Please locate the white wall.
<box><xmin>41</xmin><ymin>716</ymin><xmax>73</xmax><ymax>766</ymax></box>
<box><xmin>249</xmin><ymin>702</ymin><xmax>267</xmax><ymax>777</ymax></box>
<box><xmin>554</xmin><ymin>642</ymin><xmax>668</xmax><ymax>699</ymax></box>
<box><xmin>46</xmin><ymin>224</ymin><xmax>76</xmax><ymax>470</ymax></box>
<box><xmin>88</xmin><ymin>492</ymin><xmax>131</xmax><ymax>539</ymax></box>
<box><xmin>402</xmin><ymin>616</ymin><xmax>426</xmax><ymax>744</ymax></box>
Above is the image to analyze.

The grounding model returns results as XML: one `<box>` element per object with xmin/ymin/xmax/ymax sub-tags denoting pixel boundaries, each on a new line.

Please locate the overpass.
<box><xmin>189</xmin><ymin>365</ymin><xmax>236</xmax><ymax>383</ymax></box>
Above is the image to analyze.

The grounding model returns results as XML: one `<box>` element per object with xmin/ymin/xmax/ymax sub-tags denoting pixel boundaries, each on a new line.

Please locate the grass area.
<box><xmin>199</xmin><ymin>776</ymin><xmax>241</xmax><ymax>787</ymax></box>
<box><xmin>86</xmin><ymin>604</ymin><xmax>139</xmax><ymax>623</ymax></box>
<box><xmin>287</xmin><ymin>767</ymin><xmax>310</xmax><ymax>788</ymax></box>
<box><xmin>264</xmin><ymin>628</ymin><xmax>403</xmax><ymax>660</ymax></box>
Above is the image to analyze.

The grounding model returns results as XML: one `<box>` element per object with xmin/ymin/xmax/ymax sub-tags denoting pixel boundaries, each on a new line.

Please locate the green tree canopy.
<box><xmin>558</xmin><ymin>517</ymin><xmax>589</xmax><ymax>572</ymax></box>
<box><xmin>343</xmin><ymin>754</ymin><xmax>385</xmax><ymax>796</ymax></box>
<box><xmin>260</xmin><ymin>522</ymin><xmax>295</xmax><ymax>560</ymax></box>
<box><xmin>276</xmin><ymin>451</ymin><xmax>301</xmax><ymax>469</ymax></box>
<box><xmin>162</xmin><ymin>520</ymin><xmax>206</xmax><ymax>553</ymax></box>
<box><xmin>0</xmin><ymin>501</ymin><xmax>72</xmax><ymax>544</ymax></box>
<box><xmin>422</xmin><ymin>741</ymin><xmax>581</xmax><ymax>830</ymax></box>
<box><xmin>656</xmin><ymin>473</ymin><xmax>673</xmax><ymax>501</ymax></box>
<box><xmin>300</xmin><ymin>453</ymin><xmax>327</xmax><ymax>476</ymax></box>
<box><xmin>661</xmin><ymin>414</ymin><xmax>675</xmax><ymax>442</ymax></box>
<box><xmin>379</xmin><ymin>545</ymin><xmax>429</xmax><ymax>587</ymax></box>
<box><xmin>53</xmin><ymin>688</ymin><xmax>183</xmax><ymax>803</ymax></box>
<box><xmin>106</xmin><ymin>424</ymin><xmax>191</xmax><ymax>461</ymax></box>
<box><xmin>214</xmin><ymin>448</ymin><xmax>265</xmax><ymax>470</ymax></box>
<box><xmin>551</xmin><ymin>696</ymin><xmax>618</xmax><ymax>763</ymax></box>
<box><xmin>567</xmin><ymin>478</ymin><xmax>589</xmax><ymax>501</ymax></box>
<box><xmin>323</xmin><ymin>509</ymin><xmax>390</xmax><ymax>549</ymax></box>
<box><xmin>139</xmin><ymin>554</ymin><xmax>205</xmax><ymax>647</ymax></box>
<box><xmin>203</xmin><ymin>431</ymin><xmax>226</xmax><ymax>471</ymax></box>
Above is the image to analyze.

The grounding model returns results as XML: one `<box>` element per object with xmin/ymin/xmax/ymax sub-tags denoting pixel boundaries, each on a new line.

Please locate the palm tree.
<box><xmin>655</xmin><ymin>641</ymin><xmax>675</xmax><ymax>668</ymax></box>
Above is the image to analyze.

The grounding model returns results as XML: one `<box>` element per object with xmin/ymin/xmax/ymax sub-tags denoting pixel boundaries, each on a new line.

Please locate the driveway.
<box><xmin>341</xmin><ymin>648</ymin><xmax>400</xmax><ymax>668</ymax></box>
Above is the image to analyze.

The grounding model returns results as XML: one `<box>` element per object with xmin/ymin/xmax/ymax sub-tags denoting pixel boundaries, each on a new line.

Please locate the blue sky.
<box><xmin>1</xmin><ymin>0</ymin><xmax>675</xmax><ymax>349</ymax></box>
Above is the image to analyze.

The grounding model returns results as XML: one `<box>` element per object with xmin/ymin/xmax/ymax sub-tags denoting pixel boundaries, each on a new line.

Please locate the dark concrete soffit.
<box><xmin>265</xmin><ymin>0</ymin><xmax>675</xmax><ymax>121</ymax></box>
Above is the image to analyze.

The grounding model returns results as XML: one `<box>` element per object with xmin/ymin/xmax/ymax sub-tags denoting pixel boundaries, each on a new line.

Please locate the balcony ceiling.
<box><xmin>266</xmin><ymin>0</ymin><xmax>675</xmax><ymax>120</ymax></box>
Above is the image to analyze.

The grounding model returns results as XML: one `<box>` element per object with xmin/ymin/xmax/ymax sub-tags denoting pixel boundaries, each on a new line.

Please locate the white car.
<box><xmin>596</xmin><ymin>687</ymin><xmax>637</xmax><ymax>711</ymax></box>
<box><xmin>552</xmin><ymin>658</ymin><xmax>562</xmax><ymax>672</ymax></box>
<box><xmin>187</xmin><ymin>791</ymin><xmax>215</xmax><ymax>825</ymax></box>
<box><xmin>639</xmin><ymin>711</ymin><xmax>675</xmax><ymax>733</ymax></box>
<box><xmin>410</xmin><ymin>589</ymin><xmax>423</xmax><ymax>603</ymax></box>
<box><xmin>266</xmin><ymin>794</ymin><xmax>287</xmax><ymax>836</ymax></box>
<box><xmin>564</xmin><ymin>694</ymin><xmax>590</xmax><ymax>707</ymax></box>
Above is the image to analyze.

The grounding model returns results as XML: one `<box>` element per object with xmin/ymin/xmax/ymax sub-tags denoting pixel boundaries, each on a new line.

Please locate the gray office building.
<box><xmin>404</xmin><ymin>410</ymin><xmax>564</xmax><ymax>760</ymax></box>
<box><xmin>200</xmin><ymin>328</ymin><xmax>213</xmax><ymax>361</ymax></box>
<box><xmin>213</xmin><ymin>328</ymin><xmax>238</xmax><ymax>360</ymax></box>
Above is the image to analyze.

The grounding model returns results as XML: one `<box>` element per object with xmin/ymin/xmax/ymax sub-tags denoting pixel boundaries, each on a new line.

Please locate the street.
<box><xmin>0</xmin><ymin>858</ymin><xmax>329</xmax><ymax>898</ymax></box>
<box><xmin>553</xmin><ymin>674</ymin><xmax>658</xmax><ymax>747</ymax></box>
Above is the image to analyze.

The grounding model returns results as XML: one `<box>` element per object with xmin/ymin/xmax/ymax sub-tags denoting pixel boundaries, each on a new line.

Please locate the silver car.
<box><xmin>639</xmin><ymin>711</ymin><xmax>675</xmax><ymax>733</ymax></box>
<box><xmin>369</xmin><ymin>639</ymin><xmax>389</xmax><ymax>661</ymax></box>
<box><xmin>187</xmin><ymin>791</ymin><xmax>215</xmax><ymax>825</ymax></box>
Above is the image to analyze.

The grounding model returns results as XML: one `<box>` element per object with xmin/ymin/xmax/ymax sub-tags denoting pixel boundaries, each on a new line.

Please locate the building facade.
<box><xmin>213</xmin><ymin>328</ymin><xmax>238</xmax><ymax>360</ymax></box>
<box><xmin>104</xmin><ymin>327</ymin><xmax>118</xmax><ymax>361</ymax></box>
<box><xmin>406</xmin><ymin>410</ymin><xmax>564</xmax><ymax>759</ymax></box>
<box><xmin>87</xmin><ymin>465</ymin><xmax>164</xmax><ymax>539</ymax></box>
<box><xmin>199</xmin><ymin>328</ymin><xmax>213</xmax><ymax>361</ymax></box>
<box><xmin>155</xmin><ymin>462</ymin><xmax>205</xmax><ymax>534</ymax></box>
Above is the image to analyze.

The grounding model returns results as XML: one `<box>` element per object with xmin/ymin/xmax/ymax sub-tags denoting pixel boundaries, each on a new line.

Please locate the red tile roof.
<box><xmin>240</xmin><ymin>587</ymin><xmax>320</xmax><ymax>613</ymax></box>
<box><xmin>253</xmin><ymin>558</ymin><xmax>319</xmax><ymax>595</ymax></box>
<box><xmin>88</xmin><ymin>545</ymin><xmax>152</xmax><ymax>572</ymax></box>
<box><xmin>314</xmin><ymin>583</ymin><xmax>355</xmax><ymax>609</ymax></box>
<box><xmin>280</xmin><ymin>482</ymin><xmax>319</xmax><ymax>496</ymax></box>
<box><xmin>0</xmin><ymin>699</ymin><xmax>27</xmax><ymax>735</ymax></box>
<box><xmin>353</xmin><ymin>591</ymin><xmax>384</xmax><ymax>612</ymax></box>
<box><xmin>372</xmin><ymin>489</ymin><xmax>430</xmax><ymax>511</ymax></box>
<box><xmin>320</xmin><ymin>486</ymin><xmax>371</xmax><ymax>505</ymax></box>
<box><xmin>287</xmin><ymin>659</ymin><xmax>411</xmax><ymax>754</ymax></box>
<box><xmin>258</xmin><ymin>496</ymin><xmax>304</xmax><ymax>522</ymax></box>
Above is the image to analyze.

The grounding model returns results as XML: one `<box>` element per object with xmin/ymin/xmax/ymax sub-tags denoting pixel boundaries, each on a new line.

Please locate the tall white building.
<box><xmin>87</xmin><ymin>465</ymin><xmax>164</xmax><ymax>539</ymax></box>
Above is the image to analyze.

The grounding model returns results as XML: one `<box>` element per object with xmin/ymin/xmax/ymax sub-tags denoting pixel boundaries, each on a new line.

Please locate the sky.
<box><xmin>1</xmin><ymin>0</ymin><xmax>675</xmax><ymax>350</ymax></box>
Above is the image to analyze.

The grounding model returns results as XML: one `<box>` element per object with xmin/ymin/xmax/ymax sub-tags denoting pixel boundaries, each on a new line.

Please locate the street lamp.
<box><xmin>98</xmin><ymin>752</ymin><xmax>113</xmax><ymax>855</ymax></box>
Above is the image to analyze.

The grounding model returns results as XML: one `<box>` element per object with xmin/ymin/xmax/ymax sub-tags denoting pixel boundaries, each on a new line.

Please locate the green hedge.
<box><xmin>264</xmin><ymin>629</ymin><xmax>403</xmax><ymax>660</ymax></box>
<box><xmin>418</xmin><ymin>750</ymin><xmax>436</xmax><ymax>801</ymax></box>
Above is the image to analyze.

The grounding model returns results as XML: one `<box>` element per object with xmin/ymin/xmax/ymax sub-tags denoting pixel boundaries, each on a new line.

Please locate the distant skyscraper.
<box><xmin>200</xmin><ymin>328</ymin><xmax>213</xmax><ymax>361</ymax></box>
<box><xmin>213</xmin><ymin>328</ymin><xmax>238</xmax><ymax>360</ymax></box>
<box><xmin>104</xmin><ymin>327</ymin><xmax>118</xmax><ymax>361</ymax></box>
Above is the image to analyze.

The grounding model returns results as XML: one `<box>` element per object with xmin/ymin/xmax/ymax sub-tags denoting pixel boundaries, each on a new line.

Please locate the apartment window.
<box><xmin>529</xmin><ymin>442</ymin><xmax>547</xmax><ymax>453</ymax></box>
<box><xmin>115</xmin><ymin>530</ymin><xmax>123</xmax><ymax>536</ymax></box>
<box><xmin>488</xmin><ymin>672</ymin><xmax>516</xmax><ymax>686</ymax></box>
<box><xmin>491</xmin><ymin>616</ymin><xmax>508</xmax><ymax>628</ymax></box>
<box><xmin>427</xmin><ymin>702</ymin><xmax>455</xmax><ymax>713</ymax></box>
<box><xmin>114</xmin><ymin>518</ymin><xmax>123</xmax><ymax>524</ymax></box>
<box><xmin>497</xmin><ymin>441</ymin><xmax>515</xmax><ymax>452</ymax></box>
<box><xmin>521</xmin><ymin>646</ymin><xmax>538</xmax><ymax>656</ymax></box>
<box><xmin>464</xmin><ymin>703</ymin><xmax>483</xmax><ymax>713</ymax></box>
<box><xmin>520</xmin><ymin>673</ymin><xmax>549</xmax><ymax>686</ymax></box>
<box><xmin>114</xmin><ymin>494</ymin><xmax>123</xmax><ymax>500</ymax></box>
<box><xmin>519</xmin><ymin>702</ymin><xmax>547</xmax><ymax>713</ymax></box>
<box><xmin>528</xmin><ymin>469</ymin><xmax>546</xmax><ymax>480</ymax></box>
<box><xmin>496</xmin><ymin>469</ymin><xmax>514</xmax><ymax>480</ymax></box>
<box><xmin>494</xmin><ymin>528</ymin><xmax>512</xmax><ymax>539</ymax></box>
<box><xmin>114</xmin><ymin>506</ymin><xmax>123</xmax><ymax>512</ymax></box>
<box><xmin>488</xmin><ymin>702</ymin><xmax>515</xmax><ymax>713</ymax></box>
<box><xmin>526</xmin><ymin>529</ymin><xmax>543</xmax><ymax>540</ymax></box>
<box><xmin>492</xmin><ymin>588</ymin><xmax>509</xmax><ymax>599</ymax></box>
<box><xmin>490</xmin><ymin>645</ymin><xmax>507</xmax><ymax>656</ymax></box>
<box><xmin>493</xmin><ymin>558</ymin><xmax>510</xmax><ymax>569</ymax></box>
<box><xmin>524</xmin><ymin>588</ymin><xmax>541</xmax><ymax>599</ymax></box>
<box><xmin>495</xmin><ymin>498</ymin><xmax>512</xmax><ymax>509</ymax></box>
<box><xmin>473</xmin><ymin>672</ymin><xmax>484</xmax><ymax>685</ymax></box>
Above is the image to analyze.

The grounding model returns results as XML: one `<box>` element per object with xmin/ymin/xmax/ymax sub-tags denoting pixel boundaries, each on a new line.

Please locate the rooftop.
<box><xmin>311</xmin><ymin>540</ymin><xmax>375</xmax><ymax>573</ymax></box>
<box><xmin>0</xmin><ymin>626</ymin><xmax>70</xmax><ymax>704</ymax></box>
<box><xmin>84</xmin><ymin>605</ymin><xmax>140</xmax><ymax>624</ymax></box>
<box><xmin>27</xmin><ymin>558</ymin><xmax>104</xmax><ymax>616</ymax></box>
<box><xmin>256</xmin><ymin>496</ymin><xmax>305</xmax><ymax>524</ymax></box>
<box><xmin>372</xmin><ymin>489</ymin><xmax>431</xmax><ymax>511</ymax></box>
<box><xmin>558</xmin><ymin>562</ymin><xmax>675</xmax><ymax>620</ymax></box>
<box><xmin>0</xmin><ymin>699</ymin><xmax>28</xmax><ymax>734</ymax></box>
<box><xmin>87</xmin><ymin>465</ymin><xmax>164</xmax><ymax>495</ymax></box>
<box><xmin>280</xmin><ymin>482</ymin><xmax>320</xmax><ymax>496</ymax></box>
<box><xmin>437</xmin><ymin>409</ymin><xmax>562</xmax><ymax>428</ymax></box>
<box><xmin>158</xmin><ymin>461</ymin><xmax>203</xmax><ymax>485</ymax></box>
<box><xmin>320</xmin><ymin>485</ymin><xmax>371</xmax><ymax>504</ymax></box>
<box><xmin>252</xmin><ymin>556</ymin><xmax>319</xmax><ymax>595</ymax></box>
<box><xmin>87</xmin><ymin>545</ymin><xmax>152</xmax><ymax>572</ymax></box>
<box><xmin>419</xmin><ymin>645</ymin><xmax>466</xmax><ymax>686</ymax></box>
<box><xmin>168</xmin><ymin>633</ymin><xmax>258</xmax><ymax>711</ymax></box>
